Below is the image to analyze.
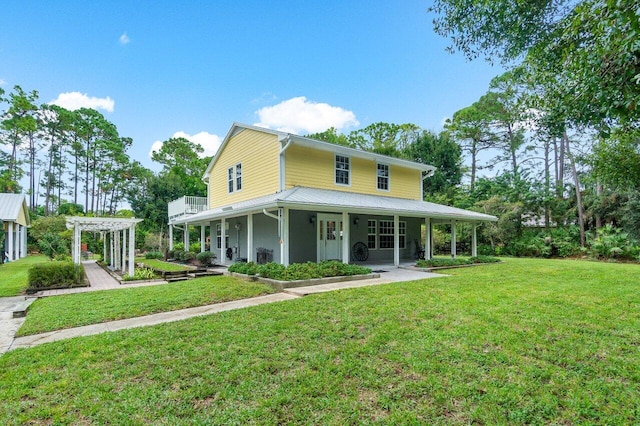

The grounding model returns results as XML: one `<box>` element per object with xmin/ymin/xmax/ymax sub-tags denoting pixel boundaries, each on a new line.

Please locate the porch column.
<box><xmin>247</xmin><ymin>214</ymin><xmax>254</xmax><ymax>262</ymax></box>
<box><xmin>15</xmin><ymin>224</ymin><xmax>21</xmax><ymax>259</ymax></box>
<box><xmin>200</xmin><ymin>226</ymin><xmax>206</xmax><ymax>253</ymax></box>
<box><xmin>209</xmin><ymin>222</ymin><xmax>216</xmax><ymax>263</ymax></box>
<box><xmin>128</xmin><ymin>224</ymin><xmax>135</xmax><ymax>276</ymax></box>
<box><xmin>424</xmin><ymin>217</ymin><xmax>431</xmax><ymax>260</ymax></box>
<box><xmin>471</xmin><ymin>224</ymin><xmax>478</xmax><ymax>257</ymax></box>
<box><xmin>169</xmin><ymin>224</ymin><xmax>173</xmax><ymax>251</ymax></box>
<box><xmin>282</xmin><ymin>208</ymin><xmax>289</xmax><ymax>266</ymax></box>
<box><xmin>394</xmin><ymin>214</ymin><xmax>400</xmax><ymax>267</ymax></box>
<box><xmin>121</xmin><ymin>228</ymin><xmax>127</xmax><ymax>274</ymax></box>
<box><xmin>451</xmin><ymin>220</ymin><xmax>457</xmax><ymax>258</ymax></box>
<box><xmin>220</xmin><ymin>218</ymin><xmax>226</xmax><ymax>265</ymax></box>
<box><xmin>7</xmin><ymin>221</ymin><xmax>13</xmax><ymax>261</ymax></box>
<box><xmin>22</xmin><ymin>225</ymin><xmax>27</xmax><ymax>257</ymax></box>
<box><xmin>342</xmin><ymin>211</ymin><xmax>350</xmax><ymax>264</ymax></box>
<box><xmin>184</xmin><ymin>225</ymin><xmax>190</xmax><ymax>252</ymax></box>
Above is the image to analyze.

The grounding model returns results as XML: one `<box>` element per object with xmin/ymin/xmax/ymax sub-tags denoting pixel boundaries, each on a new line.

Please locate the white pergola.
<box><xmin>66</xmin><ymin>216</ymin><xmax>143</xmax><ymax>277</ymax></box>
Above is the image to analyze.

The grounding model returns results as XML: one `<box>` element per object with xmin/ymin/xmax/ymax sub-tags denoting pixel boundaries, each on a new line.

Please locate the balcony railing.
<box><xmin>168</xmin><ymin>196</ymin><xmax>208</xmax><ymax>222</ymax></box>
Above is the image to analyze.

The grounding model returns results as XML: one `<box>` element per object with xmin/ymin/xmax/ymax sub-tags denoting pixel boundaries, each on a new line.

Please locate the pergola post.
<box><xmin>110</xmin><ymin>232</ymin><xmax>114</xmax><ymax>268</ymax></box>
<box><xmin>200</xmin><ymin>225</ymin><xmax>205</xmax><ymax>253</ymax></box>
<box><xmin>247</xmin><ymin>214</ymin><xmax>254</xmax><ymax>262</ymax></box>
<box><xmin>102</xmin><ymin>232</ymin><xmax>107</xmax><ymax>264</ymax></box>
<box><xmin>73</xmin><ymin>221</ymin><xmax>81</xmax><ymax>264</ymax></box>
<box><xmin>169</xmin><ymin>224</ymin><xmax>174</xmax><ymax>251</ymax></box>
<box><xmin>472</xmin><ymin>224</ymin><xmax>478</xmax><ymax>257</ymax></box>
<box><xmin>424</xmin><ymin>217</ymin><xmax>431</xmax><ymax>260</ymax></box>
<box><xmin>121</xmin><ymin>228</ymin><xmax>127</xmax><ymax>274</ymax></box>
<box><xmin>341</xmin><ymin>211</ymin><xmax>350</xmax><ymax>264</ymax></box>
<box><xmin>128</xmin><ymin>224</ymin><xmax>135</xmax><ymax>276</ymax></box>
<box><xmin>394</xmin><ymin>214</ymin><xmax>400</xmax><ymax>267</ymax></box>
<box><xmin>451</xmin><ymin>220</ymin><xmax>457</xmax><ymax>258</ymax></box>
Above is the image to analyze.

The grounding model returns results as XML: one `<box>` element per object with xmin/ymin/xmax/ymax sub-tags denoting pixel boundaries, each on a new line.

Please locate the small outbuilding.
<box><xmin>0</xmin><ymin>193</ymin><xmax>30</xmax><ymax>261</ymax></box>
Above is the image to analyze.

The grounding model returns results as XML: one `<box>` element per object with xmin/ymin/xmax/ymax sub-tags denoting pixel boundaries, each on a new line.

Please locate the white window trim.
<box><xmin>367</xmin><ymin>219</ymin><xmax>377</xmax><ymax>250</ymax></box>
<box><xmin>335</xmin><ymin>154</ymin><xmax>351</xmax><ymax>187</ymax></box>
<box><xmin>227</xmin><ymin>163</ymin><xmax>243</xmax><ymax>193</ymax></box>
<box><xmin>378</xmin><ymin>220</ymin><xmax>406</xmax><ymax>250</ymax></box>
<box><xmin>376</xmin><ymin>162</ymin><xmax>390</xmax><ymax>192</ymax></box>
<box><xmin>216</xmin><ymin>222</ymin><xmax>230</xmax><ymax>249</ymax></box>
<box><xmin>235</xmin><ymin>163</ymin><xmax>242</xmax><ymax>192</ymax></box>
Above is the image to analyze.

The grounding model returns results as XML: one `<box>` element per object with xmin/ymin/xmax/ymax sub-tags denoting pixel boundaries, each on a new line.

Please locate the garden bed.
<box><xmin>229</xmin><ymin>271</ymin><xmax>380</xmax><ymax>291</ymax></box>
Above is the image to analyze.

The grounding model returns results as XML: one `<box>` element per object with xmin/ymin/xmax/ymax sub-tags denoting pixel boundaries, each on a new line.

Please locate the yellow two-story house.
<box><xmin>169</xmin><ymin>123</ymin><xmax>496</xmax><ymax>266</ymax></box>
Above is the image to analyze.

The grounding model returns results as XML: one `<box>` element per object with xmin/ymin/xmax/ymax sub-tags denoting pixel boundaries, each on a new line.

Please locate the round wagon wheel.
<box><xmin>352</xmin><ymin>241</ymin><xmax>369</xmax><ymax>262</ymax></box>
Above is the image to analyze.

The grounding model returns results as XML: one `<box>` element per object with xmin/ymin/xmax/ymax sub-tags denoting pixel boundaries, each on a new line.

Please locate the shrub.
<box><xmin>54</xmin><ymin>254</ymin><xmax>72</xmax><ymax>262</ymax></box>
<box><xmin>416</xmin><ymin>256</ymin><xmax>499</xmax><ymax>268</ymax></box>
<box><xmin>167</xmin><ymin>250</ymin><xmax>175</xmax><ymax>260</ymax></box>
<box><xmin>284</xmin><ymin>262</ymin><xmax>322</xmax><ymax>280</ymax></box>
<box><xmin>589</xmin><ymin>225</ymin><xmax>639</xmax><ymax>260</ymax></box>
<box><xmin>27</xmin><ymin>262</ymin><xmax>85</xmax><ymax>291</ymax></box>
<box><xmin>37</xmin><ymin>232</ymin><xmax>70</xmax><ymax>259</ymax></box>
<box><xmin>318</xmin><ymin>260</ymin><xmax>370</xmax><ymax>277</ymax></box>
<box><xmin>196</xmin><ymin>251</ymin><xmax>216</xmax><ymax>266</ymax></box>
<box><xmin>172</xmin><ymin>250</ymin><xmax>184</xmax><ymax>261</ymax></box>
<box><xmin>181</xmin><ymin>251</ymin><xmax>196</xmax><ymax>262</ymax></box>
<box><xmin>190</xmin><ymin>242</ymin><xmax>201</xmax><ymax>253</ymax></box>
<box><xmin>123</xmin><ymin>267</ymin><xmax>158</xmax><ymax>281</ymax></box>
<box><xmin>229</xmin><ymin>261</ymin><xmax>259</xmax><ymax>275</ymax></box>
<box><xmin>257</xmin><ymin>262</ymin><xmax>287</xmax><ymax>280</ymax></box>
<box><xmin>145</xmin><ymin>251</ymin><xmax>163</xmax><ymax>259</ymax></box>
<box><xmin>173</xmin><ymin>242</ymin><xmax>185</xmax><ymax>251</ymax></box>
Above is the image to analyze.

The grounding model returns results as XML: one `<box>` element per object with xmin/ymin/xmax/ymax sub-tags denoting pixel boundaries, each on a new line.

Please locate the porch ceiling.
<box><xmin>172</xmin><ymin>186</ymin><xmax>497</xmax><ymax>226</ymax></box>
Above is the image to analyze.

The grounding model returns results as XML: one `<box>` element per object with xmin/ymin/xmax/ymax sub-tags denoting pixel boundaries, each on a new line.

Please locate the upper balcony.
<box><xmin>168</xmin><ymin>196</ymin><xmax>208</xmax><ymax>223</ymax></box>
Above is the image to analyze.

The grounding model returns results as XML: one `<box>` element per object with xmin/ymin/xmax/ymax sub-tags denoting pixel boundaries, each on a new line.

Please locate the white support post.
<box><xmin>424</xmin><ymin>217</ymin><xmax>431</xmax><ymax>260</ymax></box>
<box><xmin>22</xmin><ymin>225</ymin><xmax>27</xmax><ymax>258</ymax></box>
<box><xmin>282</xmin><ymin>208</ymin><xmax>289</xmax><ymax>266</ymax></box>
<box><xmin>472</xmin><ymin>224</ymin><xmax>478</xmax><ymax>257</ymax></box>
<box><xmin>342</xmin><ymin>211</ymin><xmax>350</xmax><ymax>264</ymax></box>
<box><xmin>15</xmin><ymin>224</ymin><xmax>21</xmax><ymax>259</ymax></box>
<box><xmin>451</xmin><ymin>220</ymin><xmax>457</xmax><ymax>258</ymax></box>
<box><xmin>394</xmin><ymin>214</ymin><xmax>400</xmax><ymax>267</ymax></box>
<box><xmin>110</xmin><ymin>232</ymin><xmax>114</xmax><ymax>268</ymax></box>
<box><xmin>102</xmin><ymin>232</ymin><xmax>107</xmax><ymax>264</ymax></box>
<box><xmin>121</xmin><ymin>228</ymin><xmax>127</xmax><ymax>274</ymax></box>
<box><xmin>169</xmin><ymin>224</ymin><xmax>173</xmax><ymax>251</ymax></box>
<box><xmin>209</xmin><ymin>222</ymin><xmax>216</xmax><ymax>263</ymax></box>
<box><xmin>184</xmin><ymin>225</ymin><xmax>190</xmax><ymax>252</ymax></box>
<box><xmin>220</xmin><ymin>218</ymin><xmax>226</xmax><ymax>265</ymax></box>
<box><xmin>247</xmin><ymin>214</ymin><xmax>254</xmax><ymax>262</ymax></box>
<box><xmin>73</xmin><ymin>221</ymin><xmax>81</xmax><ymax>264</ymax></box>
<box><xmin>200</xmin><ymin>226</ymin><xmax>205</xmax><ymax>253</ymax></box>
<box><xmin>128</xmin><ymin>224</ymin><xmax>135</xmax><ymax>277</ymax></box>
<box><xmin>7</xmin><ymin>221</ymin><xmax>14</xmax><ymax>261</ymax></box>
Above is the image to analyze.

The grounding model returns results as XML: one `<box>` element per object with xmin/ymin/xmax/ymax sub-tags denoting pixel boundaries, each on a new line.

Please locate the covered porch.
<box><xmin>170</xmin><ymin>187</ymin><xmax>497</xmax><ymax>267</ymax></box>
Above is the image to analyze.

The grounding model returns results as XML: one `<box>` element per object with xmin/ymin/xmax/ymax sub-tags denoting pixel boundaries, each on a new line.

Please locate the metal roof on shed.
<box><xmin>0</xmin><ymin>193</ymin><xmax>30</xmax><ymax>226</ymax></box>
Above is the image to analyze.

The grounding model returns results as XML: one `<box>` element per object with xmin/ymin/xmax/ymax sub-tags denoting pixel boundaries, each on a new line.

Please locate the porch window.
<box><xmin>377</xmin><ymin>163</ymin><xmax>389</xmax><ymax>191</ymax></box>
<box><xmin>335</xmin><ymin>155</ymin><xmax>350</xmax><ymax>185</ymax></box>
<box><xmin>216</xmin><ymin>223</ymin><xmax>230</xmax><ymax>249</ymax></box>
<box><xmin>367</xmin><ymin>219</ymin><xmax>377</xmax><ymax>249</ymax></box>
<box><xmin>379</xmin><ymin>220</ymin><xmax>406</xmax><ymax>249</ymax></box>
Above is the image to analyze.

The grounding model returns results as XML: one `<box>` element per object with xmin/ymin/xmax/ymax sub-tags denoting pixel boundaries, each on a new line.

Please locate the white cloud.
<box><xmin>254</xmin><ymin>96</ymin><xmax>359</xmax><ymax>134</ymax></box>
<box><xmin>149</xmin><ymin>131</ymin><xmax>222</xmax><ymax>158</ymax></box>
<box><xmin>0</xmin><ymin>78</ymin><xmax>6</xmax><ymax>86</ymax></box>
<box><xmin>119</xmin><ymin>32</ymin><xmax>130</xmax><ymax>45</ymax></box>
<box><xmin>49</xmin><ymin>92</ymin><xmax>115</xmax><ymax>113</ymax></box>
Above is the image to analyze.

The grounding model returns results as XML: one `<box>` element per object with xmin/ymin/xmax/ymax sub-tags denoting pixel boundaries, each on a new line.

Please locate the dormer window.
<box><xmin>335</xmin><ymin>155</ymin><xmax>350</xmax><ymax>185</ymax></box>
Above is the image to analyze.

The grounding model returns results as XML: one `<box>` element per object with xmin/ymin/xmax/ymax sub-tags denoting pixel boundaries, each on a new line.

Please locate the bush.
<box><xmin>167</xmin><ymin>250</ymin><xmax>175</xmax><ymax>260</ymax></box>
<box><xmin>284</xmin><ymin>262</ymin><xmax>322</xmax><ymax>280</ymax></box>
<box><xmin>190</xmin><ymin>242</ymin><xmax>201</xmax><ymax>253</ymax></box>
<box><xmin>172</xmin><ymin>250</ymin><xmax>184</xmax><ymax>261</ymax></box>
<box><xmin>181</xmin><ymin>251</ymin><xmax>196</xmax><ymax>262</ymax></box>
<box><xmin>416</xmin><ymin>256</ymin><xmax>499</xmax><ymax>268</ymax></box>
<box><xmin>589</xmin><ymin>225</ymin><xmax>639</xmax><ymax>260</ymax></box>
<box><xmin>27</xmin><ymin>262</ymin><xmax>85</xmax><ymax>291</ymax></box>
<box><xmin>123</xmin><ymin>267</ymin><xmax>158</xmax><ymax>281</ymax></box>
<box><xmin>196</xmin><ymin>251</ymin><xmax>215</xmax><ymax>266</ymax></box>
<box><xmin>145</xmin><ymin>251</ymin><xmax>163</xmax><ymax>259</ymax></box>
<box><xmin>173</xmin><ymin>242</ymin><xmax>185</xmax><ymax>251</ymax></box>
<box><xmin>37</xmin><ymin>232</ymin><xmax>70</xmax><ymax>259</ymax></box>
<box><xmin>257</xmin><ymin>262</ymin><xmax>286</xmax><ymax>280</ymax></box>
<box><xmin>229</xmin><ymin>261</ymin><xmax>260</xmax><ymax>275</ymax></box>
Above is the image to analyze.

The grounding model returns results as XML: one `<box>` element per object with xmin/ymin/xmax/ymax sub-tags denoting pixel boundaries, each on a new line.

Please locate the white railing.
<box><xmin>168</xmin><ymin>196</ymin><xmax>208</xmax><ymax>222</ymax></box>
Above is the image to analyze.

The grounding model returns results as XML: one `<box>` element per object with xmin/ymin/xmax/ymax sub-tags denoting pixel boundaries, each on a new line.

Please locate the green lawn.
<box><xmin>16</xmin><ymin>275</ymin><xmax>275</xmax><ymax>336</ymax></box>
<box><xmin>0</xmin><ymin>255</ymin><xmax>49</xmax><ymax>297</ymax></box>
<box><xmin>135</xmin><ymin>257</ymin><xmax>194</xmax><ymax>272</ymax></box>
<box><xmin>2</xmin><ymin>258</ymin><xmax>639</xmax><ymax>424</ymax></box>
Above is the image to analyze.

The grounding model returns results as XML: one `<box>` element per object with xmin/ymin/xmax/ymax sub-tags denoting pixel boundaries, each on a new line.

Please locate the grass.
<box><xmin>16</xmin><ymin>275</ymin><xmax>275</xmax><ymax>336</ymax></box>
<box><xmin>135</xmin><ymin>257</ymin><xmax>194</xmax><ymax>272</ymax></box>
<box><xmin>0</xmin><ymin>255</ymin><xmax>49</xmax><ymax>297</ymax></box>
<box><xmin>1</xmin><ymin>258</ymin><xmax>639</xmax><ymax>424</ymax></box>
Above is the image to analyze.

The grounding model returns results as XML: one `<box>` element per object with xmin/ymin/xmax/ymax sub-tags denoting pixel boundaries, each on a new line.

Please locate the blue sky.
<box><xmin>1</xmin><ymin>0</ymin><xmax>502</xmax><ymax>171</ymax></box>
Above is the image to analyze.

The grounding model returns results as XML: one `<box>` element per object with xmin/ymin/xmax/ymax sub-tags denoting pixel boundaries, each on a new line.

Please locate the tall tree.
<box><xmin>348</xmin><ymin>122</ymin><xmax>421</xmax><ymax>157</ymax></box>
<box><xmin>151</xmin><ymin>137</ymin><xmax>210</xmax><ymax>196</ymax></box>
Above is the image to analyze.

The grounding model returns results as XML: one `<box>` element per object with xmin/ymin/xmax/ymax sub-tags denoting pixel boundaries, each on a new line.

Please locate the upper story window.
<box><xmin>377</xmin><ymin>163</ymin><xmax>389</xmax><ymax>191</ymax></box>
<box><xmin>335</xmin><ymin>155</ymin><xmax>350</xmax><ymax>185</ymax></box>
<box><xmin>228</xmin><ymin>163</ymin><xmax>242</xmax><ymax>193</ymax></box>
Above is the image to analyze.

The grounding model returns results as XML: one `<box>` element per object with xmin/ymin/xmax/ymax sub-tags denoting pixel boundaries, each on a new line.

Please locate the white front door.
<box><xmin>318</xmin><ymin>214</ymin><xmax>342</xmax><ymax>261</ymax></box>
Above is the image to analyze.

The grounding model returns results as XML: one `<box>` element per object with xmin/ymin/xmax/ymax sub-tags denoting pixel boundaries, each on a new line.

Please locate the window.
<box><xmin>367</xmin><ymin>219</ymin><xmax>377</xmax><ymax>249</ymax></box>
<box><xmin>377</xmin><ymin>163</ymin><xmax>389</xmax><ymax>190</ymax></box>
<box><xmin>335</xmin><ymin>155</ymin><xmax>350</xmax><ymax>185</ymax></box>
<box><xmin>227</xmin><ymin>163</ymin><xmax>242</xmax><ymax>193</ymax></box>
<box><xmin>378</xmin><ymin>220</ymin><xmax>406</xmax><ymax>249</ymax></box>
<box><xmin>227</xmin><ymin>167</ymin><xmax>234</xmax><ymax>193</ymax></box>
<box><xmin>216</xmin><ymin>223</ymin><xmax>230</xmax><ymax>249</ymax></box>
<box><xmin>235</xmin><ymin>163</ymin><xmax>242</xmax><ymax>191</ymax></box>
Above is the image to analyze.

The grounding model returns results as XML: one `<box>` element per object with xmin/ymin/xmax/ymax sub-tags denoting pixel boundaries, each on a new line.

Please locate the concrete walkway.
<box><xmin>4</xmin><ymin>266</ymin><xmax>444</xmax><ymax>353</ymax></box>
<box><xmin>0</xmin><ymin>296</ymin><xmax>35</xmax><ymax>353</ymax></box>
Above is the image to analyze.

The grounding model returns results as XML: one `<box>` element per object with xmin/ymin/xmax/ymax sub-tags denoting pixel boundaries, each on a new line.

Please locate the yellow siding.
<box><xmin>16</xmin><ymin>204</ymin><xmax>28</xmax><ymax>227</ymax></box>
<box><xmin>208</xmin><ymin>129</ymin><xmax>281</xmax><ymax>208</ymax></box>
<box><xmin>285</xmin><ymin>145</ymin><xmax>421</xmax><ymax>200</ymax></box>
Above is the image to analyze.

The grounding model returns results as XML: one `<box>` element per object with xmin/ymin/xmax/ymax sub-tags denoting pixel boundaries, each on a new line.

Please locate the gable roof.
<box><xmin>202</xmin><ymin>122</ymin><xmax>436</xmax><ymax>181</ymax></box>
<box><xmin>173</xmin><ymin>186</ymin><xmax>497</xmax><ymax>225</ymax></box>
<box><xmin>0</xmin><ymin>193</ymin><xmax>30</xmax><ymax>226</ymax></box>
